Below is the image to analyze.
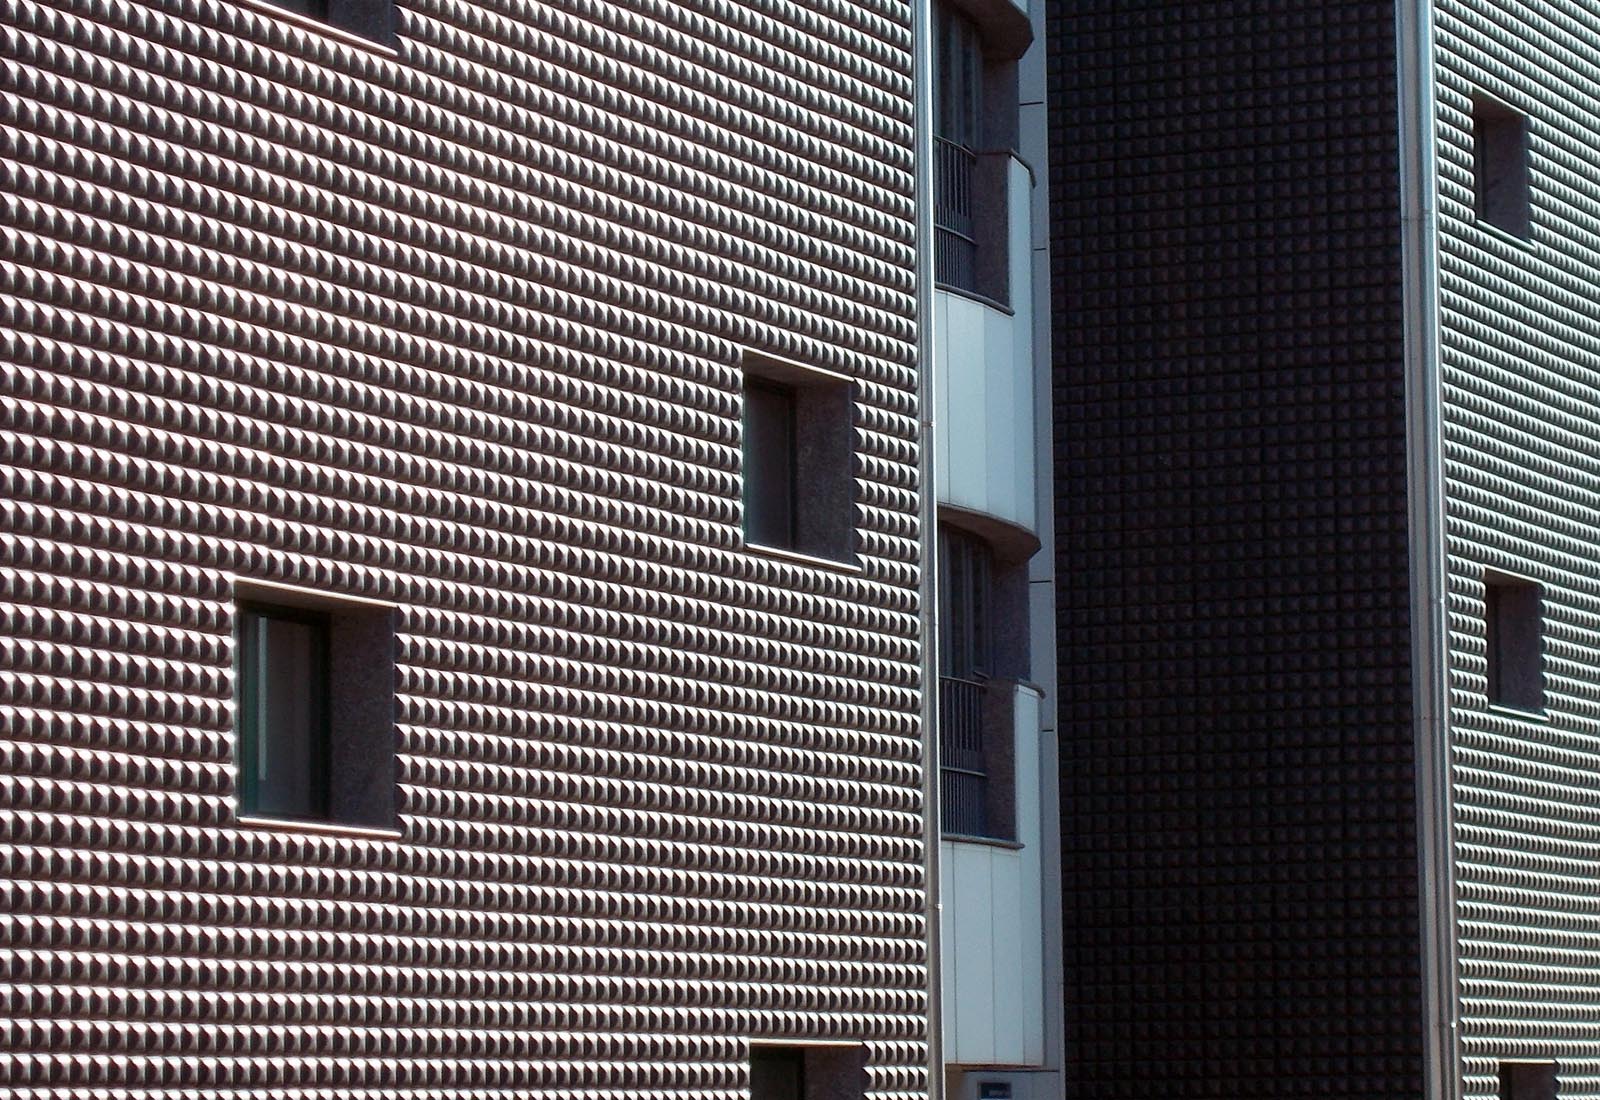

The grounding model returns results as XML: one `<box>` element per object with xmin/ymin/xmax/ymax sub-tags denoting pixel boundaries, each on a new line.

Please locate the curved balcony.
<box><xmin>938</xmin><ymin>681</ymin><xmax>1047</xmax><ymax>1067</ymax></box>
<box><xmin>934</xmin><ymin>151</ymin><xmax>1037</xmax><ymax>536</ymax></box>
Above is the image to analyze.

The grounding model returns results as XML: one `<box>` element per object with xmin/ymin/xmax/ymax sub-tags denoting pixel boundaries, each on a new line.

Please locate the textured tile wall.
<box><xmin>0</xmin><ymin>0</ymin><xmax>929</xmax><ymax>1094</ymax></box>
<box><xmin>1433</xmin><ymin>3</ymin><xmax>1600</xmax><ymax>1097</ymax></box>
<box><xmin>1048</xmin><ymin>4</ymin><xmax>1423</xmax><ymax>1096</ymax></box>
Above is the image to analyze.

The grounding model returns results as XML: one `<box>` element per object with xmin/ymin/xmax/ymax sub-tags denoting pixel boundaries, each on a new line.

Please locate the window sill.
<box><xmin>941</xmin><ymin>832</ymin><xmax>1024</xmax><ymax>852</ymax></box>
<box><xmin>1470</xmin><ymin>216</ymin><xmax>1534</xmax><ymax>251</ymax></box>
<box><xmin>1487</xmin><ymin>703</ymin><xmax>1551</xmax><ymax>723</ymax></box>
<box><xmin>234</xmin><ymin>0</ymin><xmax>400</xmax><ymax>56</ymax></box>
<box><xmin>743</xmin><ymin>541</ymin><xmax>863</xmax><ymax>575</ymax></box>
<box><xmin>236</xmin><ymin>813</ymin><xmax>402</xmax><ymax>839</ymax></box>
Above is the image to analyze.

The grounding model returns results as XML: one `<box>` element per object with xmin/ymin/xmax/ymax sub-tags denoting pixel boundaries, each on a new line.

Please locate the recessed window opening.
<box><xmin>1473</xmin><ymin>94</ymin><xmax>1531</xmax><ymax>238</ymax></box>
<box><xmin>740</xmin><ymin>354</ymin><xmax>857</xmax><ymax>564</ymax></box>
<box><xmin>939</xmin><ymin>527</ymin><xmax>994</xmax><ymax>838</ymax></box>
<box><xmin>749</xmin><ymin>1044</ymin><xmax>866</xmax><ymax>1100</ymax></box>
<box><xmin>1500</xmin><ymin>1061</ymin><xmax>1557</xmax><ymax>1100</ymax></box>
<box><xmin>235</xmin><ymin>587</ymin><xmax>398</xmax><ymax>830</ymax></box>
<box><xmin>1484</xmin><ymin>572</ymin><xmax>1544</xmax><ymax>713</ymax></box>
<box><xmin>257</xmin><ymin>0</ymin><xmax>397</xmax><ymax>47</ymax></box>
<box><xmin>940</xmin><ymin>525</ymin><xmax>993</xmax><ymax>681</ymax></box>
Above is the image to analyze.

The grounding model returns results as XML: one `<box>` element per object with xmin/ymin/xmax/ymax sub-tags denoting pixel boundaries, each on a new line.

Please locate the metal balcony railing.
<box><xmin>939</xmin><ymin>674</ymin><xmax>988</xmax><ymax>837</ymax></box>
<box><xmin>933</xmin><ymin>136</ymin><xmax>978</xmax><ymax>293</ymax></box>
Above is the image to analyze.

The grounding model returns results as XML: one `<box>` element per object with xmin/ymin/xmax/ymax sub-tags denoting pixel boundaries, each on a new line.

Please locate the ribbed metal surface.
<box><xmin>0</xmin><ymin>0</ymin><xmax>928</xmax><ymax>1095</ymax></box>
<box><xmin>1433</xmin><ymin>3</ymin><xmax>1600</xmax><ymax>1096</ymax></box>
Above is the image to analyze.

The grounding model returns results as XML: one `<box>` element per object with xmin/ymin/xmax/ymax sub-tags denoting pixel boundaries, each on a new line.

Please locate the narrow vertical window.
<box><xmin>1473</xmin><ymin>94</ymin><xmax>1531</xmax><ymax>238</ymax></box>
<box><xmin>743</xmin><ymin>379</ymin><xmax>797</xmax><ymax>549</ymax></box>
<box><xmin>939</xmin><ymin>526</ymin><xmax>992</xmax><ymax>679</ymax></box>
<box><xmin>237</xmin><ymin>604</ymin><xmax>331</xmax><ymax>821</ymax></box>
<box><xmin>932</xmin><ymin>0</ymin><xmax>985</xmax><ymax>292</ymax></box>
<box><xmin>1484</xmin><ymin>573</ymin><xmax>1544</xmax><ymax>713</ymax></box>
<box><xmin>934</xmin><ymin>1</ymin><xmax>983</xmax><ymax>149</ymax></box>
<box><xmin>937</xmin><ymin>525</ymin><xmax>1003</xmax><ymax>839</ymax></box>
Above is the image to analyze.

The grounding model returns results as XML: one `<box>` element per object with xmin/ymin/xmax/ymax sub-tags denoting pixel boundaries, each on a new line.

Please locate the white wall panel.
<box><xmin>940</xmin><ymin>685</ymin><xmax>1046</xmax><ymax>1069</ymax></box>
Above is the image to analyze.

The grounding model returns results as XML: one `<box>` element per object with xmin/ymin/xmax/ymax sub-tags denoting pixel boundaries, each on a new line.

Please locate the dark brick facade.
<box><xmin>1047</xmin><ymin>4</ymin><xmax>1423</xmax><ymax>1096</ymax></box>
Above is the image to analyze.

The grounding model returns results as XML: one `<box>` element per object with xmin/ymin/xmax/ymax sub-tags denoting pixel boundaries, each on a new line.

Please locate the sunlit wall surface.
<box><xmin>0</xmin><ymin>0</ymin><xmax>930</xmax><ymax>1095</ymax></box>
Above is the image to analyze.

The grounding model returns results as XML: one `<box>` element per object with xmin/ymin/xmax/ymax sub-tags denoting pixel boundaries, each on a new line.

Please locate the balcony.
<box><xmin>938</xmin><ymin>680</ymin><xmax>1046</xmax><ymax>1067</ymax></box>
<box><xmin>939</xmin><ymin>674</ymin><xmax>995</xmax><ymax>838</ymax></box>
<box><xmin>935</xmin><ymin>136</ymin><xmax>978</xmax><ymax>293</ymax></box>
<box><xmin>933</xmin><ymin>137</ymin><xmax>1013</xmax><ymax>306</ymax></box>
<box><xmin>933</xmin><ymin>150</ymin><xmax>1036</xmax><ymax>534</ymax></box>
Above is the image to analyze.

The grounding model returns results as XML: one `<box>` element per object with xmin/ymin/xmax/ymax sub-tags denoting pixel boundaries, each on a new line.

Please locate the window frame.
<box><xmin>1483</xmin><ymin>570</ymin><xmax>1545</xmax><ymax>716</ymax></box>
<box><xmin>933</xmin><ymin>0</ymin><xmax>984</xmax><ymax>150</ymax></box>
<box><xmin>1499</xmin><ymin>1061</ymin><xmax>1557</xmax><ymax>1100</ymax></box>
<box><xmin>1472</xmin><ymin>92</ymin><xmax>1532</xmax><ymax>240</ymax></box>
<box><xmin>747</xmin><ymin>1042</ymin><xmax>866</xmax><ymax>1100</ymax></box>
<box><xmin>738</xmin><ymin>352</ymin><xmax>858</xmax><ymax>568</ymax></box>
<box><xmin>939</xmin><ymin>525</ymin><xmax>994</xmax><ymax>680</ymax></box>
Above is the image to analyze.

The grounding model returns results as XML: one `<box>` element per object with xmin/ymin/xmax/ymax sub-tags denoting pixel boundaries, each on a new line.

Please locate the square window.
<box><xmin>235</xmin><ymin>587</ymin><xmax>397</xmax><ymax>830</ymax></box>
<box><xmin>741</xmin><ymin>355</ymin><xmax>856</xmax><ymax>564</ymax></box>
<box><xmin>1500</xmin><ymin>1061</ymin><xmax>1557</xmax><ymax>1100</ymax></box>
<box><xmin>749</xmin><ymin>1044</ymin><xmax>865</xmax><ymax>1100</ymax></box>
<box><xmin>1485</xmin><ymin>572</ymin><xmax>1544</xmax><ymax>713</ymax></box>
<box><xmin>1473</xmin><ymin>94</ymin><xmax>1531</xmax><ymax>238</ymax></box>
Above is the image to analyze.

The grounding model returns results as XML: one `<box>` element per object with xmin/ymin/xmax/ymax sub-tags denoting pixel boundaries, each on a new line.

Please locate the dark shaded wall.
<box><xmin>1047</xmin><ymin>3</ymin><xmax>1423</xmax><ymax>1096</ymax></box>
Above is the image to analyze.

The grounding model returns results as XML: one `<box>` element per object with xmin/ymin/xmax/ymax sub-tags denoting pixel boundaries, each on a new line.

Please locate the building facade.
<box><xmin>927</xmin><ymin>0</ymin><xmax>1060</xmax><ymax>1097</ymax></box>
<box><xmin>1052</xmin><ymin>3</ymin><xmax>1600</xmax><ymax>1099</ymax></box>
<box><xmin>0</xmin><ymin>0</ymin><xmax>934</xmax><ymax>1096</ymax></box>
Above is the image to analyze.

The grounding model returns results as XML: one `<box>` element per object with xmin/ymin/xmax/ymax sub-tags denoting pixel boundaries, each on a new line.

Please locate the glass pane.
<box><xmin>267</xmin><ymin>0</ymin><xmax>328</xmax><ymax>17</ymax></box>
<box><xmin>937</xmin><ymin>527</ymin><xmax>992</xmax><ymax>678</ymax></box>
<box><xmin>743</xmin><ymin>381</ymin><xmax>796</xmax><ymax>547</ymax></box>
<box><xmin>242</xmin><ymin>610</ymin><xmax>328</xmax><ymax>819</ymax></box>
<box><xmin>750</xmin><ymin>1048</ymin><xmax>804</xmax><ymax>1100</ymax></box>
<box><xmin>933</xmin><ymin>2</ymin><xmax>982</xmax><ymax>146</ymax></box>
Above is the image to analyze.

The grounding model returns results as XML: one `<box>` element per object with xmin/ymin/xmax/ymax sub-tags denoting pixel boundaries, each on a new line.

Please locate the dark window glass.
<box><xmin>934</xmin><ymin>1</ymin><xmax>983</xmax><ymax>148</ymax></box>
<box><xmin>237</xmin><ymin>605</ymin><xmax>330</xmax><ymax>820</ymax></box>
<box><xmin>257</xmin><ymin>0</ymin><xmax>394</xmax><ymax>46</ymax></box>
<box><xmin>1500</xmin><ymin>1062</ymin><xmax>1556</xmax><ymax>1100</ymax></box>
<box><xmin>1473</xmin><ymin>95</ymin><xmax>1531</xmax><ymax>238</ymax></box>
<box><xmin>750</xmin><ymin>1047</ymin><xmax>805</xmax><ymax>1100</ymax></box>
<box><xmin>266</xmin><ymin>0</ymin><xmax>327</xmax><ymax>17</ymax></box>
<box><xmin>743</xmin><ymin>380</ymin><xmax>797</xmax><ymax>549</ymax></box>
<box><xmin>938</xmin><ymin>525</ymin><xmax>999</xmax><ymax>837</ymax></box>
<box><xmin>939</xmin><ymin>526</ymin><xmax>992</xmax><ymax>679</ymax></box>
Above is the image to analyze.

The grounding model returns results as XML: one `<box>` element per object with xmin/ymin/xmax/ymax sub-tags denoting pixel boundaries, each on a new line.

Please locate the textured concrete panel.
<box><xmin>1433</xmin><ymin>3</ymin><xmax>1600</xmax><ymax>1097</ymax></box>
<box><xmin>0</xmin><ymin>0</ymin><xmax>928</xmax><ymax>1095</ymax></box>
